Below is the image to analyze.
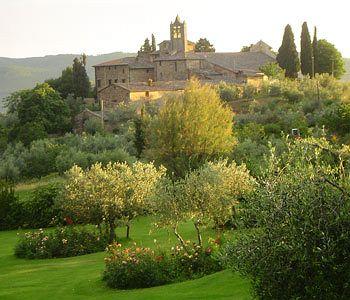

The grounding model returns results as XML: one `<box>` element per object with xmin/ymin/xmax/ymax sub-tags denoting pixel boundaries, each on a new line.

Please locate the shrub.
<box><xmin>103</xmin><ymin>240</ymin><xmax>222</xmax><ymax>289</ymax></box>
<box><xmin>169</xmin><ymin>241</ymin><xmax>222</xmax><ymax>280</ymax></box>
<box><xmin>22</xmin><ymin>139</ymin><xmax>63</xmax><ymax>178</ymax></box>
<box><xmin>103</xmin><ymin>244</ymin><xmax>171</xmax><ymax>289</ymax></box>
<box><xmin>22</xmin><ymin>183</ymin><xmax>62</xmax><ymax>228</ymax></box>
<box><xmin>84</xmin><ymin>118</ymin><xmax>104</xmax><ymax>135</ymax></box>
<box><xmin>218</xmin><ymin>83</ymin><xmax>241</xmax><ymax>101</ymax></box>
<box><xmin>0</xmin><ymin>181</ymin><xmax>21</xmax><ymax>230</ymax></box>
<box><xmin>15</xmin><ymin>226</ymin><xmax>108</xmax><ymax>259</ymax></box>
<box><xmin>243</xmin><ymin>84</ymin><xmax>257</xmax><ymax>98</ymax></box>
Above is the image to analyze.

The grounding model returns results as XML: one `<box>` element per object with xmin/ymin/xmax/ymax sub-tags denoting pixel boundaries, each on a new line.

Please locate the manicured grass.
<box><xmin>0</xmin><ymin>217</ymin><xmax>251</xmax><ymax>300</ymax></box>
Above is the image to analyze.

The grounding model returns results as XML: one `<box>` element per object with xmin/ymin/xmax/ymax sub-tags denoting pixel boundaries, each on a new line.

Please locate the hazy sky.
<box><xmin>1</xmin><ymin>0</ymin><xmax>349</xmax><ymax>58</ymax></box>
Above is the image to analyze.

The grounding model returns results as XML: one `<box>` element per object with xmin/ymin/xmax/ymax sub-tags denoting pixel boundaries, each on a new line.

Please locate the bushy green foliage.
<box><xmin>217</xmin><ymin>82</ymin><xmax>241</xmax><ymax>101</ymax></box>
<box><xmin>317</xmin><ymin>39</ymin><xmax>345</xmax><ymax>79</ymax></box>
<box><xmin>227</xmin><ymin>138</ymin><xmax>350</xmax><ymax>299</ymax></box>
<box><xmin>21</xmin><ymin>183</ymin><xmax>62</xmax><ymax>228</ymax></box>
<box><xmin>5</xmin><ymin>83</ymin><xmax>71</xmax><ymax>145</ymax></box>
<box><xmin>0</xmin><ymin>133</ymin><xmax>136</xmax><ymax>181</ymax></box>
<box><xmin>84</xmin><ymin>118</ymin><xmax>104</xmax><ymax>135</ymax></box>
<box><xmin>259</xmin><ymin>62</ymin><xmax>285</xmax><ymax>79</ymax></box>
<box><xmin>194</xmin><ymin>38</ymin><xmax>215</xmax><ymax>52</ymax></box>
<box><xmin>15</xmin><ymin>226</ymin><xmax>108</xmax><ymax>259</ymax></box>
<box><xmin>45</xmin><ymin>67</ymin><xmax>75</xmax><ymax>98</ymax></box>
<box><xmin>0</xmin><ymin>182</ymin><xmax>62</xmax><ymax>230</ymax></box>
<box><xmin>0</xmin><ymin>181</ymin><xmax>20</xmax><ymax>230</ymax></box>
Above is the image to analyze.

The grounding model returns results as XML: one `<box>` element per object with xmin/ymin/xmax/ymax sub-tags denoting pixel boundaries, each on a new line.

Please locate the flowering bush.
<box><xmin>170</xmin><ymin>240</ymin><xmax>222</xmax><ymax>280</ymax></box>
<box><xmin>103</xmin><ymin>243</ymin><xmax>171</xmax><ymax>289</ymax></box>
<box><xmin>14</xmin><ymin>226</ymin><xmax>108</xmax><ymax>259</ymax></box>
<box><xmin>103</xmin><ymin>239</ymin><xmax>223</xmax><ymax>289</ymax></box>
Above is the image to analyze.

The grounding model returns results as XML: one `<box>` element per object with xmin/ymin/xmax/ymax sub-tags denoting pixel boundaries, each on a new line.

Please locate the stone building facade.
<box><xmin>93</xmin><ymin>16</ymin><xmax>275</xmax><ymax>110</ymax></box>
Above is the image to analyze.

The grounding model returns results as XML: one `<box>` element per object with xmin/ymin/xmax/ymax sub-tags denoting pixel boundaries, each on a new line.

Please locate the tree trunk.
<box><xmin>173</xmin><ymin>226</ymin><xmax>188</xmax><ymax>252</ymax></box>
<box><xmin>108</xmin><ymin>221</ymin><xmax>116</xmax><ymax>243</ymax></box>
<box><xmin>126</xmin><ymin>224</ymin><xmax>130</xmax><ymax>239</ymax></box>
<box><xmin>194</xmin><ymin>220</ymin><xmax>202</xmax><ymax>247</ymax></box>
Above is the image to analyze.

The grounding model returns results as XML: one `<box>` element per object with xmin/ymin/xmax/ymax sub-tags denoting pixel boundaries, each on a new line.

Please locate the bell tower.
<box><xmin>170</xmin><ymin>15</ymin><xmax>188</xmax><ymax>53</ymax></box>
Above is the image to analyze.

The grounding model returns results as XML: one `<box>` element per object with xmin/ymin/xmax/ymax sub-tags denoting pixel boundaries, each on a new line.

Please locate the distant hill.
<box><xmin>342</xmin><ymin>58</ymin><xmax>350</xmax><ymax>82</ymax></box>
<box><xmin>0</xmin><ymin>52</ymin><xmax>135</xmax><ymax>111</ymax></box>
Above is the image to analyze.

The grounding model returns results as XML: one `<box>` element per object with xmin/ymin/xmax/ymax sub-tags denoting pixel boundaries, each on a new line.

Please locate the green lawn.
<box><xmin>0</xmin><ymin>217</ymin><xmax>251</xmax><ymax>300</ymax></box>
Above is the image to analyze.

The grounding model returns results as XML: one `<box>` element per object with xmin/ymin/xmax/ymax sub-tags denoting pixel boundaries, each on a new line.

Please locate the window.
<box><xmin>122</xmin><ymin>68</ymin><xmax>125</xmax><ymax>74</ymax></box>
<box><xmin>114</xmin><ymin>79</ymin><xmax>118</xmax><ymax>83</ymax></box>
<box><xmin>122</xmin><ymin>79</ymin><xmax>126</xmax><ymax>83</ymax></box>
<box><xmin>108</xmin><ymin>79</ymin><xmax>112</xmax><ymax>85</ymax></box>
<box><xmin>97</xmin><ymin>79</ymin><xmax>101</xmax><ymax>88</ymax></box>
<box><xmin>145</xmin><ymin>91</ymin><xmax>150</xmax><ymax>97</ymax></box>
<box><xmin>146</xmin><ymin>69</ymin><xmax>149</xmax><ymax>73</ymax></box>
<box><xmin>109</xmin><ymin>66</ymin><xmax>111</xmax><ymax>70</ymax></box>
<box><xmin>160</xmin><ymin>72</ymin><xmax>163</xmax><ymax>79</ymax></box>
<box><xmin>159</xmin><ymin>61</ymin><xmax>162</xmax><ymax>66</ymax></box>
<box><xmin>114</xmin><ymin>66</ymin><xmax>117</xmax><ymax>70</ymax></box>
<box><xmin>174</xmin><ymin>62</ymin><xmax>177</xmax><ymax>72</ymax></box>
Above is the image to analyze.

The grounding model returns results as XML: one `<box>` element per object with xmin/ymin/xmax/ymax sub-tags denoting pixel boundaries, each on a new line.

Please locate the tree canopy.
<box><xmin>5</xmin><ymin>83</ymin><xmax>71</xmax><ymax>145</ymax></box>
<box><xmin>140</xmin><ymin>38</ymin><xmax>152</xmax><ymax>53</ymax></box>
<box><xmin>72</xmin><ymin>55</ymin><xmax>91</xmax><ymax>98</ymax></box>
<box><xmin>316</xmin><ymin>39</ymin><xmax>345</xmax><ymax>79</ymax></box>
<box><xmin>195</xmin><ymin>38</ymin><xmax>215</xmax><ymax>52</ymax></box>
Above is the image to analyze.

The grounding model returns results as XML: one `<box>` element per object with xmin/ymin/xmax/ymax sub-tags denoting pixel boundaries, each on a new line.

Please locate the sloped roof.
<box><xmin>253</xmin><ymin>40</ymin><xmax>273</xmax><ymax>50</ymax></box>
<box><xmin>93</xmin><ymin>57</ymin><xmax>154</xmax><ymax>69</ymax></box>
<box><xmin>154</xmin><ymin>52</ymin><xmax>203</xmax><ymax>61</ymax></box>
<box><xmin>195</xmin><ymin>51</ymin><xmax>275</xmax><ymax>73</ymax></box>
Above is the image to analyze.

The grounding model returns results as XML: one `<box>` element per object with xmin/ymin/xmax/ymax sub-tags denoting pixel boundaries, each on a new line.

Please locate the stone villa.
<box><xmin>93</xmin><ymin>16</ymin><xmax>276</xmax><ymax>110</ymax></box>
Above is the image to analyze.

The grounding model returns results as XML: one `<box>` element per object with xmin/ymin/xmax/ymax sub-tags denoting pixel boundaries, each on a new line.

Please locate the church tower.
<box><xmin>170</xmin><ymin>15</ymin><xmax>188</xmax><ymax>53</ymax></box>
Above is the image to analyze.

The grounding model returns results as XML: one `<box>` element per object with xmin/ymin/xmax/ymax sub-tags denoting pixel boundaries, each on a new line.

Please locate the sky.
<box><xmin>0</xmin><ymin>0</ymin><xmax>349</xmax><ymax>58</ymax></box>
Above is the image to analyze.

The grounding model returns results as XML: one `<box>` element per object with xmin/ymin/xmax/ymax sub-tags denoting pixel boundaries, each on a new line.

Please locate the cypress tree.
<box><xmin>312</xmin><ymin>27</ymin><xmax>319</xmax><ymax>75</ymax></box>
<box><xmin>300</xmin><ymin>22</ymin><xmax>313</xmax><ymax>76</ymax></box>
<box><xmin>151</xmin><ymin>34</ymin><xmax>156</xmax><ymax>52</ymax></box>
<box><xmin>276</xmin><ymin>25</ymin><xmax>300</xmax><ymax>78</ymax></box>
<box><xmin>72</xmin><ymin>55</ymin><xmax>91</xmax><ymax>98</ymax></box>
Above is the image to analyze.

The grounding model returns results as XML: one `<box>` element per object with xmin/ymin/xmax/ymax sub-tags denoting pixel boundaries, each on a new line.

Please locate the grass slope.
<box><xmin>0</xmin><ymin>217</ymin><xmax>251</xmax><ymax>300</ymax></box>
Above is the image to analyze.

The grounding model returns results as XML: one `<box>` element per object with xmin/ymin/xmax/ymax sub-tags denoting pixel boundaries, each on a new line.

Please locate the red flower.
<box><xmin>64</xmin><ymin>216</ymin><xmax>74</xmax><ymax>225</ymax></box>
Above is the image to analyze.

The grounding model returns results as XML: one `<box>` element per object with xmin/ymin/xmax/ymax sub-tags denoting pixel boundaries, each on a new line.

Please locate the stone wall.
<box><xmin>95</xmin><ymin>65</ymin><xmax>130</xmax><ymax>91</ymax></box>
<box><xmin>156</xmin><ymin>60</ymin><xmax>188</xmax><ymax>81</ymax></box>
<box><xmin>129</xmin><ymin>68</ymin><xmax>155</xmax><ymax>82</ymax></box>
<box><xmin>98</xmin><ymin>85</ymin><xmax>130</xmax><ymax>110</ymax></box>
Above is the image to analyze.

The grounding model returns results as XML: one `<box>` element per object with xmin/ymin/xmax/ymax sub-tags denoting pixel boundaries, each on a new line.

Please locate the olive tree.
<box><xmin>229</xmin><ymin>138</ymin><xmax>350</xmax><ymax>299</ymax></box>
<box><xmin>153</xmin><ymin>160</ymin><xmax>254</xmax><ymax>248</ymax></box>
<box><xmin>182</xmin><ymin>160</ymin><xmax>254</xmax><ymax>246</ymax></box>
<box><xmin>63</xmin><ymin>162</ymin><xmax>165</xmax><ymax>242</ymax></box>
